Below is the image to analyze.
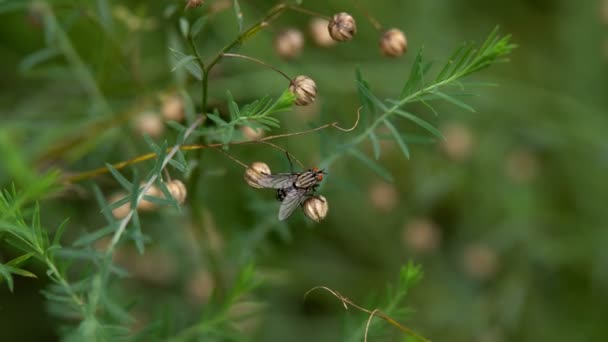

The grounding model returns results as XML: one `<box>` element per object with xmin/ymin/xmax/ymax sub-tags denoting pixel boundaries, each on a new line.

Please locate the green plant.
<box><xmin>0</xmin><ymin>1</ymin><xmax>513</xmax><ymax>340</ymax></box>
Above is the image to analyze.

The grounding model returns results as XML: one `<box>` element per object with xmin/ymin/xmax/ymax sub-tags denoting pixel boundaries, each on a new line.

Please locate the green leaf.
<box><xmin>105</xmin><ymin>164</ymin><xmax>132</xmax><ymax>192</ymax></box>
<box><xmin>19</xmin><ymin>48</ymin><xmax>60</xmax><ymax>72</ymax></box>
<box><xmin>356</xmin><ymin>68</ymin><xmax>375</xmax><ymax>117</ymax></box>
<box><xmin>190</xmin><ymin>16</ymin><xmax>206</xmax><ymax>38</ymax></box>
<box><xmin>347</xmin><ymin>149</ymin><xmax>394</xmax><ymax>182</ymax></box>
<box><xmin>432</xmin><ymin>91</ymin><xmax>477</xmax><ymax>112</ymax></box>
<box><xmin>52</xmin><ymin>218</ymin><xmax>70</xmax><ymax>247</ymax></box>
<box><xmin>233</xmin><ymin>0</ymin><xmax>243</xmax><ymax>33</ymax></box>
<box><xmin>206</xmin><ymin>113</ymin><xmax>227</xmax><ymax>126</ymax></box>
<box><xmin>392</xmin><ymin>108</ymin><xmax>444</xmax><ymax>139</ymax></box>
<box><xmin>171</xmin><ymin>55</ymin><xmax>197</xmax><ymax>72</ymax></box>
<box><xmin>400</xmin><ymin>49</ymin><xmax>424</xmax><ymax>98</ymax></box>
<box><xmin>179</xmin><ymin>17</ymin><xmax>189</xmax><ymax>38</ymax></box>
<box><xmin>369</xmin><ymin>130</ymin><xmax>381</xmax><ymax>160</ymax></box>
<box><xmin>356</xmin><ymin>80</ymin><xmax>388</xmax><ymax>111</ymax></box>
<box><xmin>72</xmin><ymin>224</ymin><xmax>117</xmax><ymax>247</ymax></box>
<box><xmin>227</xmin><ymin>91</ymin><xmax>240</xmax><ymax>120</ymax></box>
<box><xmin>169</xmin><ymin>48</ymin><xmax>203</xmax><ymax>80</ymax></box>
<box><xmin>382</xmin><ymin>119</ymin><xmax>410</xmax><ymax>159</ymax></box>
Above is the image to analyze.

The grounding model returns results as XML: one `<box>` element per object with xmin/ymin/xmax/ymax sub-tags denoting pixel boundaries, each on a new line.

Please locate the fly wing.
<box><xmin>278</xmin><ymin>188</ymin><xmax>307</xmax><ymax>221</ymax></box>
<box><xmin>256</xmin><ymin>173</ymin><xmax>297</xmax><ymax>189</ymax></box>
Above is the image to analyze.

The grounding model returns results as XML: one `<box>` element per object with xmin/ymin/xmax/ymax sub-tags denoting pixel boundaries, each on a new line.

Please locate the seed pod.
<box><xmin>244</xmin><ymin>162</ymin><xmax>271</xmax><ymax>188</ymax></box>
<box><xmin>109</xmin><ymin>192</ymin><xmax>131</xmax><ymax>220</ymax></box>
<box><xmin>368</xmin><ymin>181</ymin><xmax>399</xmax><ymax>212</ymax></box>
<box><xmin>462</xmin><ymin>243</ymin><xmax>499</xmax><ymax>281</ymax></box>
<box><xmin>135</xmin><ymin>112</ymin><xmax>164</xmax><ymax>138</ymax></box>
<box><xmin>161</xmin><ymin>94</ymin><xmax>185</xmax><ymax>122</ymax></box>
<box><xmin>274</xmin><ymin>28</ymin><xmax>304</xmax><ymax>59</ymax></box>
<box><xmin>241</xmin><ymin>126</ymin><xmax>265</xmax><ymax>140</ymax></box>
<box><xmin>303</xmin><ymin>195</ymin><xmax>328</xmax><ymax>222</ymax></box>
<box><xmin>309</xmin><ymin>18</ymin><xmax>335</xmax><ymax>47</ymax></box>
<box><xmin>167</xmin><ymin>179</ymin><xmax>187</xmax><ymax>204</ymax></box>
<box><xmin>289</xmin><ymin>75</ymin><xmax>317</xmax><ymax>106</ymax></box>
<box><xmin>185</xmin><ymin>0</ymin><xmax>204</xmax><ymax>9</ymax></box>
<box><xmin>402</xmin><ymin>218</ymin><xmax>441</xmax><ymax>254</ymax></box>
<box><xmin>138</xmin><ymin>182</ymin><xmax>163</xmax><ymax>211</ymax></box>
<box><xmin>328</xmin><ymin>12</ymin><xmax>356</xmax><ymax>42</ymax></box>
<box><xmin>440</xmin><ymin>121</ymin><xmax>474</xmax><ymax>162</ymax></box>
<box><xmin>380</xmin><ymin>28</ymin><xmax>407</xmax><ymax>57</ymax></box>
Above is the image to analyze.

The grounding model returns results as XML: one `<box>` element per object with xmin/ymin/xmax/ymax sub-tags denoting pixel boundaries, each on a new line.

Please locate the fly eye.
<box><xmin>312</xmin><ymin>167</ymin><xmax>319</xmax><ymax>172</ymax></box>
<box><xmin>317</xmin><ymin>174</ymin><xmax>323</xmax><ymax>181</ymax></box>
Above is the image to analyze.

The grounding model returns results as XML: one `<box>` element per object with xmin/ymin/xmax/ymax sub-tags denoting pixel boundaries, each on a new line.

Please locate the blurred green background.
<box><xmin>1</xmin><ymin>0</ymin><xmax>608</xmax><ymax>341</ymax></box>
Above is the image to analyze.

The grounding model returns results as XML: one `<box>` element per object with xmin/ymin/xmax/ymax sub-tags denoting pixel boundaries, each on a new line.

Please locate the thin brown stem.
<box><xmin>64</xmin><ymin>106</ymin><xmax>360</xmax><ymax>183</ymax></box>
<box><xmin>286</xmin><ymin>5</ymin><xmax>331</xmax><ymax>21</ymax></box>
<box><xmin>222</xmin><ymin>53</ymin><xmax>293</xmax><ymax>82</ymax></box>
<box><xmin>351</xmin><ymin>0</ymin><xmax>383</xmax><ymax>31</ymax></box>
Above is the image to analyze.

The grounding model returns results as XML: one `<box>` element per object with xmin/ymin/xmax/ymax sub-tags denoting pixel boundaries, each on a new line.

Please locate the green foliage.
<box><xmin>0</xmin><ymin>1</ymin><xmax>539</xmax><ymax>341</ymax></box>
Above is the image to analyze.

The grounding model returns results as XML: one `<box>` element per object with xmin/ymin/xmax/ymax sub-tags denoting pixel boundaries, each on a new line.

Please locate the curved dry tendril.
<box><xmin>303</xmin><ymin>286</ymin><xmax>431</xmax><ymax>342</ymax></box>
<box><xmin>64</xmin><ymin>109</ymin><xmax>360</xmax><ymax>183</ymax></box>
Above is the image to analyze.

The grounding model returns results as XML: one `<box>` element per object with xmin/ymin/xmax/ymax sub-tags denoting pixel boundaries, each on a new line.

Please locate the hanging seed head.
<box><xmin>328</xmin><ymin>12</ymin><xmax>356</xmax><ymax>42</ymax></box>
<box><xmin>135</xmin><ymin>112</ymin><xmax>164</xmax><ymax>138</ymax></box>
<box><xmin>289</xmin><ymin>75</ymin><xmax>317</xmax><ymax>106</ymax></box>
<box><xmin>244</xmin><ymin>162</ymin><xmax>271</xmax><ymax>188</ymax></box>
<box><xmin>185</xmin><ymin>0</ymin><xmax>204</xmax><ymax>9</ymax></box>
<box><xmin>161</xmin><ymin>94</ymin><xmax>185</xmax><ymax>122</ymax></box>
<box><xmin>440</xmin><ymin>121</ymin><xmax>474</xmax><ymax>162</ymax></box>
<box><xmin>309</xmin><ymin>18</ymin><xmax>335</xmax><ymax>47</ymax></box>
<box><xmin>167</xmin><ymin>179</ymin><xmax>187</xmax><ymax>204</ymax></box>
<box><xmin>274</xmin><ymin>28</ymin><xmax>304</xmax><ymax>59</ymax></box>
<box><xmin>303</xmin><ymin>195</ymin><xmax>328</xmax><ymax>222</ymax></box>
<box><xmin>380</xmin><ymin>28</ymin><xmax>407</xmax><ymax>57</ymax></box>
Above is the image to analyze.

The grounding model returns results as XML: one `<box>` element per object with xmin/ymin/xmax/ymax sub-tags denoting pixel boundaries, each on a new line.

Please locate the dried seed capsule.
<box><xmin>135</xmin><ymin>112</ymin><xmax>164</xmax><ymax>138</ymax></box>
<box><xmin>309</xmin><ymin>18</ymin><xmax>335</xmax><ymax>47</ymax></box>
<box><xmin>244</xmin><ymin>162</ymin><xmax>271</xmax><ymax>188</ymax></box>
<box><xmin>274</xmin><ymin>28</ymin><xmax>304</xmax><ymax>59</ymax></box>
<box><xmin>303</xmin><ymin>195</ymin><xmax>328</xmax><ymax>222</ymax></box>
<box><xmin>462</xmin><ymin>243</ymin><xmax>499</xmax><ymax>280</ymax></box>
<box><xmin>167</xmin><ymin>179</ymin><xmax>187</xmax><ymax>204</ymax></box>
<box><xmin>161</xmin><ymin>94</ymin><xmax>185</xmax><ymax>122</ymax></box>
<box><xmin>289</xmin><ymin>75</ymin><xmax>317</xmax><ymax>106</ymax></box>
<box><xmin>380</xmin><ymin>28</ymin><xmax>407</xmax><ymax>57</ymax></box>
<box><xmin>328</xmin><ymin>12</ymin><xmax>356</xmax><ymax>42</ymax></box>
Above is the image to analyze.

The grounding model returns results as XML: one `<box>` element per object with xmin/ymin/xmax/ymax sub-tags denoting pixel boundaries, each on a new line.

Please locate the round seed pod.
<box><xmin>244</xmin><ymin>162</ymin><xmax>271</xmax><ymax>188</ymax></box>
<box><xmin>274</xmin><ymin>28</ymin><xmax>304</xmax><ymax>59</ymax></box>
<box><xmin>302</xmin><ymin>195</ymin><xmax>328</xmax><ymax>222</ymax></box>
<box><xmin>309</xmin><ymin>18</ymin><xmax>335</xmax><ymax>47</ymax></box>
<box><xmin>402</xmin><ymin>218</ymin><xmax>441</xmax><ymax>254</ymax></box>
<box><xmin>108</xmin><ymin>192</ymin><xmax>131</xmax><ymax>220</ymax></box>
<box><xmin>462</xmin><ymin>243</ymin><xmax>499</xmax><ymax>281</ymax></box>
<box><xmin>440</xmin><ymin>121</ymin><xmax>475</xmax><ymax>162</ymax></box>
<box><xmin>241</xmin><ymin>126</ymin><xmax>265</xmax><ymax>140</ymax></box>
<box><xmin>328</xmin><ymin>12</ymin><xmax>356</xmax><ymax>42</ymax></box>
<box><xmin>161</xmin><ymin>94</ymin><xmax>185</xmax><ymax>122</ymax></box>
<box><xmin>368</xmin><ymin>181</ymin><xmax>399</xmax><ymax>212</ymax></box>
<box><xmin>167</xmin><ymin>179</ymin><xmax>187</xmax><ymax>204</ymax></box>
<box><xmin>380</xmin><ymin>28</ymin><xmax>407</xmax><ymax>57</ymax></box>
<box><xmin>135</xmin><ymin>112</ymin><xmax>164</xmax><ymax>138</ymax></box>
<box><xmin>289</xmin><ymin>75</ymin><xmax>317</xmax><ymax>106</ymax></box>
<box><xmin>138</xmin><ymin>182</ymin><xmax>163</xmax><ymax>211</ymax></box>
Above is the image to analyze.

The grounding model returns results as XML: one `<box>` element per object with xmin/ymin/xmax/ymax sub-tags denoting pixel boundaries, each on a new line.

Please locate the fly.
<box><xmin>257</xmin><ymin>167</ymin><xmax>326</xmax><ymax>220</ymax></box>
